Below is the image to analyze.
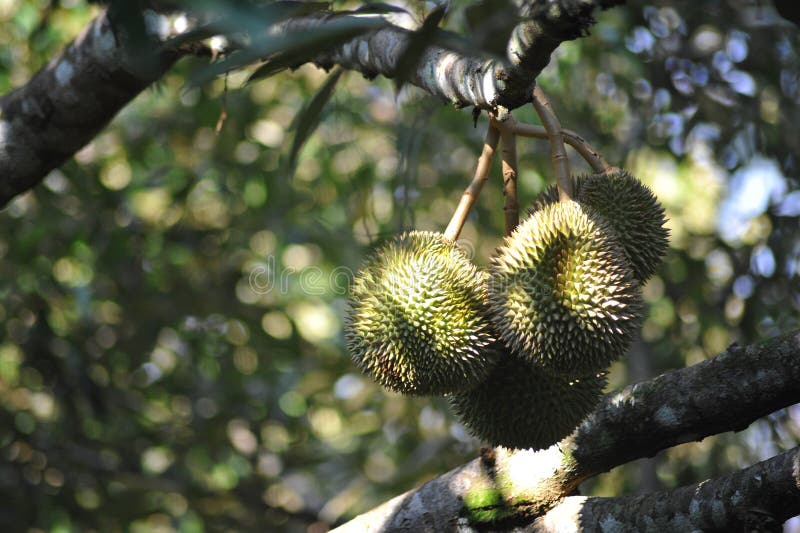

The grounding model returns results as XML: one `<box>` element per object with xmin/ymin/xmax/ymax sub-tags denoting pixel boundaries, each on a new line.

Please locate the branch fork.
<box><xmin>445</xmin><ymin>97</ymin><xmax>614</xmax><ymax>241</ymax></box>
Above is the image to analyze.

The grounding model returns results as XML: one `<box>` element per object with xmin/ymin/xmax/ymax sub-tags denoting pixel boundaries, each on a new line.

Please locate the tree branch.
<box><xmin>0</xmin><ymin>1</ymin><xmax>625</xmax><ymax>205</ymax></box>
<box><xmin>493</xmin><ymin>116</ymin><xmax>520</xmax><ymax>234</ymax></box>
<box><xmin>504</xmin><ymin>0</ymin><xmax>627</xmax><ymax>104</ymax></box>
<box><xmin>534</xmin><ymin>446</ymin><xmax>800</xmax><ymax>532</ymax></box>
<box><xmin>511</xmin><ymin>122</ymin><xmax>610</xmax><ymax>173</ymax></box>
<box><xmin>532</xmin><ymin>85</ymin><xmax>572</xmax><ymax>200</ymax></box>
<box><xmin>444</xmin><ymin>123</ymin><xmax>500</xmax><ymax>241</ymax></box>
<box><xmin>334</xmin><ymin>330</ymin><xmax>800</xmax><ymax>531</ymax></box>
<box><xmin>284</xmin><ymin>0</ymin><xmax>622</xmax><ymax>112</ymax></box>
<box><xmin>0</xmin><ymin>8</ymin><xmax>183</xmax><ymax>207</ymax></box>
<box><xmin>302</xmin><ymin>20</ymin><xmax>513</xmax><ymax>109</ymax></box>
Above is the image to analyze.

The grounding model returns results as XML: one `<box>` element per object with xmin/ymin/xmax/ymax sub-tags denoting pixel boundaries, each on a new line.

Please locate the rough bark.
<box><xmin>0</xmin><ymin>8</ymin><xmax>181</xmax><ymax>207</ymax></box>
<box><xmin>0</xmin><ymin>0</ymin><xmax>624</xmax><ymax>206</ymax></box>
<box><xmin>303</xmin><ymin>0</ymin><xmax>625</xmax><ymax>111</ymax></box>
<box><xmin>504</xmin><ymin>0</ymin><xmax>626</xmax><ymax>99</ymax></box>
<box><xmin>334</xmin><ymin>330</ymin><xmax>800</xmax><ymax>531</ymax></box>
<box><xmin>274</xmin><ymin>17</ymin><xmax>510</xmax><ymax>110</ymax></box>
<box><xmin>534</xmin><ymin>446</ymin><xmax>800</xmax><ymax>532</ymax></box>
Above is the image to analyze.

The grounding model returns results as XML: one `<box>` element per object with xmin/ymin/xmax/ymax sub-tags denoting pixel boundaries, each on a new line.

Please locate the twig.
<box><xmin>511</xmin><ymin>123</ymin><xmax>610</xmax><ymax>174</ymax></box>
<box><xmin>444</xmin><ymin>124</ymin><xmax>501</xmax><ymax>241</ymax></box>
<box><xmin>491</xmin><ymin>117</ymin><xmax>519</xmax><ymax>235</ymax></box>
<box><xmin>531</xmin><ymin>85</ymin><xmax>572</xmax><ymax>200</ymax></box>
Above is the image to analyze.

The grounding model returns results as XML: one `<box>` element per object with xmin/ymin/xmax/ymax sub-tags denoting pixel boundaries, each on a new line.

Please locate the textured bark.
<box><xmin>0</xmin><ymin>8</ymin><xmax>180</xmax><ymax>207</ymax></box>
<box><xmin>334</xmin><ymin>330</ymin><xmax>800</xmax><ymax>531</ymax></box>
<box><xmin>302</xmin><ymin>0</ymin><xmax>625</xmax><ymax>111</ymax></box>
<box><xmin>534</xmin><ymin>446</ymin><xmax>800</xmax><ymax>532</ymax></box>
<box><xmin>298</xmin><ymin>21</ymin><xmax>512</xmax><ymax>110</ymax></box>
<box><xmin>0</xmin><ymin>0</ymin><xmax>624</xmax><ymax>205</ymax></box>
<box><xmin>504</xmin><ymin>0</ymin><xmax>627</xmax><ymax>100</ymax></box>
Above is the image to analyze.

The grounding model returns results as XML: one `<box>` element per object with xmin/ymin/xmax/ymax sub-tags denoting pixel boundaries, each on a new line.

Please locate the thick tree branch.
<box><xmin>534</xmin><ymin>446</ymin><xmax>800</xmax><ymax>532</ymax></box>
<box><xmin>0</xmin><ymin>0</ymin><xmax>624</xmax><ymax>205</ymax></box>
<box><xmin>302</xmin><ymin>20</ymin><xmax>513</xmax><ymax>110</ymax></box>
<box><xmin>334</xmin><ymin>330</ymin><xmax>800</xmax><ymax>531</ymax></box>
<box><xmin>504</xmin><ymin>0</ymin><xmax>627</xmax><ymax>102</ymax></box>
<box><xmin>286</xmin><ymin>0</ymin><xmax>624</xmax><ymax>111</ymax></box>
<box><xmin>0</xmin><ymin>8</ymin><xmax>182</xmax><ymax>207</ymax></box>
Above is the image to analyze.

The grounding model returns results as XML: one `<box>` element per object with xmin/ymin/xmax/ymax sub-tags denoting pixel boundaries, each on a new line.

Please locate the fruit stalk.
<box><xmin>444</xmin><ymin>124</ymin><xmax>501</xmax><ymax>241</ymax></box>
<box><xmin>510</xmin><ymin>122</ymin><xmax>611</xmax><ymax>174</ymax></box>
<box><xmin>532</xmin><ymin>85</ymin><xmax>573</xmax><ymax>201</ymax></box>
<box><xmin>491</xmin><ymin>116</ymin><xmax>520</xmax><ymax>235</ymax></box>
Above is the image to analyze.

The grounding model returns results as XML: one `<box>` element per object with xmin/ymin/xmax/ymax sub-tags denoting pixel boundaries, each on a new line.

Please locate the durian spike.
<box><xmin>491</xmin><ymin>115</ymin><xmax>520</xmax><ymax>235</ymax></box>
<box><xmin>532</xmin><ymin>85</ymin><xmax>572</xmax><ymax>201</ymax></box>
<box><xmin>510</xmin><ymin>122</ymin><xmax>611</xmax><ymax>174</ymax></box>
<box><xmin>444</xmin><ymin>123</ymin><xmax>500</xmax><ymax>242</ymax></box>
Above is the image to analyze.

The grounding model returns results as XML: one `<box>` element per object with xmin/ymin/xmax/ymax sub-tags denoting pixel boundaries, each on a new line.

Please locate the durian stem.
<box><xmin>444</xmin><ymin>124</ymin><xmax>501</xmax><ymax>242</ymax></box>
<box><xmin>531</xmin><ymin>85</ymin><xmax>572</xmax><ymax>201</ymax></box>
<box><xmin>491</xmin><ymin>116</ymin><xmax>520</xmax><ymax>235</ymax></box>
<box><xmin>510</xmin><ymin>122</ymin><xmax>611</xmax><ymax>174</ymax></box>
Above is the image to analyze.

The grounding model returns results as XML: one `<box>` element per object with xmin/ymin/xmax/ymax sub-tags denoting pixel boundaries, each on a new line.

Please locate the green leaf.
<box><xmin>351</xmin><ymin>3</ymin><xmax>409</xmax><ymax>15</ymax></box>
<box><xmin>247</xmin><ymin>54</ymin><xmax>293</xmax><ymax>82</ymax></box>
<box><xmin>394</xmin><ymin>5</ymin><xmax>447</xmax><ymax>90</ymax></box>
<box><xmin>188</xmin><ymin>15</ymin><xmax>385</xmax><ymax>88</ymax></box>
<box><xmin>464</xmin><ymin>0</ymin><xmax>519</xmax><ymax>56</ymax></box>
<box><xmin>162</xmin><ymin>1</ymin><xmax>332</xmax><ymax>51</ymax></box>
<box><xmin>284</xmin><ymin>68</ymin><xmax>345</xmax><ymax>178</ymax></box>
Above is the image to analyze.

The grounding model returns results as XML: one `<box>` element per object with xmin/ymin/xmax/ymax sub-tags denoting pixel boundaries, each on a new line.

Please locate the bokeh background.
<box><xmin>0</xmin><ymin>0</ymin><xmax>799</xmax><ymax>531</ymax></box>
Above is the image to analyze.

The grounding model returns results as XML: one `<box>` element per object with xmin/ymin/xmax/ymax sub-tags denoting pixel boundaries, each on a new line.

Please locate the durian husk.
<box><xmin>449</xmin><ymin>354</ymin><xmax>607</xmax><ymax>450</ymax></box>
<box><xmin>531</xmin><ymin>170</ymin><xmax>669</xmax><ymax>282</ymax></box>
<box><xmin>345</xmin><ymin>231</ymin><xmax>499</xmax><ymax>395</ymax></box>
<box><xmin>488</xmin><ymin>201</ymin><xmax>642</xmax><ymax>375</ymax></box>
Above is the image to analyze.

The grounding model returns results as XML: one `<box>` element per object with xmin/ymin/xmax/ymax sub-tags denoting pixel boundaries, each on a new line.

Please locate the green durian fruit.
<box><xmin>531</xmin><ymin>170</ymin><xmax>669</xmax><ymax>282</ymax></box>
<box><xmin>345</xmin><ymin>231</ymin><xmax>499</xmax><ymax>395</ymax></box>
<box><xmin>577</xmin><ymin>170</ymin><xmax>669</xmax><ymax>282</ymax></box>
<box><xmin>488</xmin><ymin>200</ymin><xmax>642</xmax><ymax>375</ymax></box>
<box><xmin>529</xmin><ymin>175</ymin><xmax>580</xmax><ymax>214</ymax></box>
<box><xmin>449</xmin><ymin>355</ymin><xmax>607</xmax><ymax>450</ymax></box>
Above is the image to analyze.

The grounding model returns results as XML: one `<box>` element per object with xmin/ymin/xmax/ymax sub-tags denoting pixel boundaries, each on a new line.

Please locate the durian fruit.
<box><xmin>531</xmin><ymin>170</ymin><xmax>669</xmax><ymax>282</ymax></box>
<box><xmin>488</xmin><ymin>201</ymin><xmax>642</xmax><ymax>375</ymax></box>
<box><xmin>578</xmin><ymin>170</ymin><xmax>669</xmax><ymax>282</ymax></box>
<box><xmin>345</xmin><ymin>231</ymin><xmax>499</xmax><ymax>395</ymax></box>
<box><xmin>529</xmin><ymin>175</ymin><xmax>580</xmax><ymax>214</ymax></box>
<box><xmin>449</xmin><ymin>355</ymin><xmax>607</xmax><ymax>450</ymax></box>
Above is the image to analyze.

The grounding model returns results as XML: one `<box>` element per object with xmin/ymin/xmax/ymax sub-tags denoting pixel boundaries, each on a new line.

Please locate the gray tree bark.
<box><xmin>334</xmin><ymin>331</ymin><xmax>800</xmax><ymax>531</ymax></box>
<box><xmin>0</xmin><ymin>0</ymin><xmax>623</xmax><ymax>206</ymax></box>
<box><xmin>534</xmin><ymin>446</ymin><xmax>799</xmax><ymax>532</ymax></box>
<box><xmin>0</xmin><ymin>8</ymin><xmax>182</xmax><ymax>206</ymax></box>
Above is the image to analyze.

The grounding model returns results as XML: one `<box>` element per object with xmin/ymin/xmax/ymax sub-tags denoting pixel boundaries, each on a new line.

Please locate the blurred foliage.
<box><xmin>0</xmin><ymin>0</ymin><xmax>799</xmax><ymax>531</ymax></box>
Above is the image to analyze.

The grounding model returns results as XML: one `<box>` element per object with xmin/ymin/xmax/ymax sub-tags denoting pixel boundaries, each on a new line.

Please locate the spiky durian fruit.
<box><xmin>577</xmin><ymin>170</ymin><xmax>669</xmax><ymax>282</ymax></box>
<box><xmin>531</xmin><ymin>170</ymin><xmax>669</xmax><ymax>282</ymax></box>
<box><xmin>449</xmin><ymin>355</ymin><xmax>607</xmax><ymax>450</ymax></box>
<box><xmin>488</xmin><ymin>201</ymin><xmax>642</xmax><ymax>375</ymax></box>
<box><xmin>529</xmin><ymin>176</ymin><xmax>581</xmax><ymax>214</ymax></box>
<box><xmin>345</xmin><ymin>231</ymin><xmax>499</xmax><ymax>395</ymax></box>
